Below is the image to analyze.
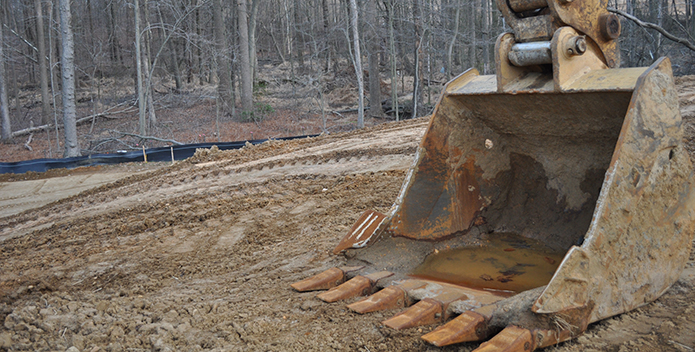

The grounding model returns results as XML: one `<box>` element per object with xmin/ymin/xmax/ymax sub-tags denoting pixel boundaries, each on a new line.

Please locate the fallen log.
<box><xmin>10</xmin><ymin>106</ymin><xmax>136</xmax><ymax>138</ymax></box>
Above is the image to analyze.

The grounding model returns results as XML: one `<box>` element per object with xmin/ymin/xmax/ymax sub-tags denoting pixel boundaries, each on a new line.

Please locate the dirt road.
<box><xmin>1</xmin><ymin>77</ymin><xmax>695</xmax><ymax>351</ymax></box>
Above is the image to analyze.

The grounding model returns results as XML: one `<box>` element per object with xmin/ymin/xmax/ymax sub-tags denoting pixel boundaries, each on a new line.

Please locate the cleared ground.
<box><xmin>1</xmin><ymin>76</ymin><xmax>695</xmax><ymax>351</ymax></box>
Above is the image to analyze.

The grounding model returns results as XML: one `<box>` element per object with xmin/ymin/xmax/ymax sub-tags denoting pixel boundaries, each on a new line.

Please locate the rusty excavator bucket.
<box><xmin>292</xmin><ymin>0</ymin><xmax>695</xmax><ymax>349</ymax></box>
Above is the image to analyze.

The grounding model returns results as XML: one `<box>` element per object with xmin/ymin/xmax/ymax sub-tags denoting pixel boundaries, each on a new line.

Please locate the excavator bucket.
<box><xmin>292</xmin><ymin>0</ymin><xmax>695</xmax><ymax>349</ymax></box>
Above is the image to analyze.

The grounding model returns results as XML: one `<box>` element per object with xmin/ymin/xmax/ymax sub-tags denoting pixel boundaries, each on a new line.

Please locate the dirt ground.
<box><xmin>1</xmin><ymin>76</ymin><xmax>695</xmax><ymax>352</ymax></box>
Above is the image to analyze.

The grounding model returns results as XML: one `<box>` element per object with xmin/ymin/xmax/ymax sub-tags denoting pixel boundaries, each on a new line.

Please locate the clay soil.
<box><xmin>0</xmin><ymin>76</ymin><xmax>695</xmax><ymax>352</ymax></box>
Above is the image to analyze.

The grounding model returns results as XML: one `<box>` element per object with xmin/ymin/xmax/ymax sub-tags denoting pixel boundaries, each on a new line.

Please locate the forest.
<box><xmin>0</xmin><ymin>0</ymin><xmax>694</xmax><ymax>158</ymax></box>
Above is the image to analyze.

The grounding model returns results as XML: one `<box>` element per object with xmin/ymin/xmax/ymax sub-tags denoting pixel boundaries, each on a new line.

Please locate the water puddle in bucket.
<box><xmin>410</xmin><ymin>233</ymin><xmax>565</xmax><ymax>295</ymax></box>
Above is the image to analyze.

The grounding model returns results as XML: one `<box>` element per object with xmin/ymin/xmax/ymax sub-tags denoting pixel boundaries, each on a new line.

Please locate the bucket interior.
<box><xmin>459</xmin><ymin>91</ymin><xmax>634</xmax><ymax>249</ymax></box>
<box><xmin>392</xmin><ymin>89</ymin><xmax>635</xmax><ymax>251</ymax></box>
<box><xmin>387</xmin><ymin>90</ymin><xmax>636</xmax><ymax>292</ymax></box>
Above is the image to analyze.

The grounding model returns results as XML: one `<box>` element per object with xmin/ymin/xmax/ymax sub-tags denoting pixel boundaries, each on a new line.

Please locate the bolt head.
<box><xmin>574</xmin><ymin>36</ymin><xmax>587</xmax><ymax>54</ymax></box>
<box><xmin>600</xmin><ymin>13</ymin><xmax>621</xmax><ymax>40</ymax></box>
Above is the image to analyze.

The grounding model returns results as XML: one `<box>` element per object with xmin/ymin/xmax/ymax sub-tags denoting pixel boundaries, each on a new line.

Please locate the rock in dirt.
<box><xmin>0</xmin><ymin>332</ymin><xmax>13</xmax><ymax>348</ymax></box>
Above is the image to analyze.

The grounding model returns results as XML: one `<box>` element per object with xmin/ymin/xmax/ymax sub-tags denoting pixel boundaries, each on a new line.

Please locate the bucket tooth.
<box><xmin>381</xmin><ymin>281</ymin><xmax>499</xmax><ymax>330</ymax></box>
<box><xmin>347</xmin><ymin>286</ymin><xmax>407</xmax><ymax>313</ymax></box>
<box><xmin>290</xmin><ymin>266</ymin><xmax>363</xmax><ymax>292</ymax></box>
<box><xmin>421</xmin><ymin>311</ymin><xmax>489</xmax><ymax>346</ymax></box>
<box><xmin>473</xmin><ymin>326</ymin><xmax>535</xmax><ymax>352</ymax></box>
<box><xmin>316</xmin><ymin>271</ymin><xmax>393</xmax><ymax>303</ymax></box>
<box><xmin>533</xmin><ymin>327</ymin><xmax>575</xmax><ymax>348</ymax></box>
<box><xmin>291</xmin><ymin>267</ymin><xmax>344</xmax><ymax>292</ymax></box>
<box><xmin>317</xmin><ymin>276</ymin><xmax>371</xmax><ymax>302</ymax></box>
<box><xmin>348</xmin><ymin>279</ymin><xmax>428</xmax><ymax>313</ymax></box>
<box><xmin>382</xmin><ymin>298</ymin><xmax>443</xmax><ymax>330</ymax></box>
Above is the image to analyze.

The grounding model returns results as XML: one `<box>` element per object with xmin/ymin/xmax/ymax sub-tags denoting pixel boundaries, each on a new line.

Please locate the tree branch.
<box><xmin>608</xmin><ymin>7</ymin><xmax>695</xmax><ymax>52</ymax></box>
<box><xmin>3</xmin><ymin>24</ymin><xmax>39</xmax><ymax>53</ymax></box>
<box><xmin>84</xmin><ymin>137</ymin><xmax>137</xmax><ymax>154</ymax></box>
<box><xmin>3</xmin><ymin>24</ymin><xmax>50</xmax><ymax>62</ymax></box>
<box><xmin>24</xmin><ymin>134</ymin><xmax>33</xmax><ymax>151</ymax></box>
<box><xmin>10</xmin><ymin>105</ymin><xmax>136</xmax><ymax>138</ymax></box>
<box><xmin>108</xmin><ymin>130</ymin><xmax>183</xmax><ymax>145</ymax></box>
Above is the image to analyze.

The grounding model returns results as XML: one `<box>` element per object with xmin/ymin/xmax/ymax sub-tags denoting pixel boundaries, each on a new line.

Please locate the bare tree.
<box><xmin>58</xmin><ymin>0</ymin><xmax>79</xmax><ymax>156</ymax></box>
<box><xmin>35</xmin><ymin>0</ymin><xmax>51</xmax><ymax>125</ymax></box>
<box><xmin>107</xmin><ymin>0</ymin><xmax>122</xmax><ymax>65</ymax></box>
<box><xmin>239</xmin><ymin>0</ymin><xmax>254</xmax><ymax>115</ymax></box>
<box><xmin>468</xmin><ymin>0</ymin><xmax>477</xmax><ymax>68</ymax></box>
<box><xmin>447</xmin><ymin>0</ymin><xmax>461</xmax><ymax>80</ymax></box>
<box><xmin>0</xmin><ymin>20</ymin><xmax>11</xmax><ymax>142</ymax></box>
<box><xmin>412</xmin><ymin>0</ymin><xmax>424</xmax><ymax>118</ymax></box>
<box><xmin>214</xmin><ymin>0</ymin><xmax>233</xmax><ymax>114</ymax></box>
<box><xmin>249</xmin><ymin>0</ymin><xmax>259</xmax><ymax>81</ymax></box>
<box><xmin>387</xmin><ymin>0</ymin><xmax>399</xmax><ymax>121</ymax></box>
<box><xmin>321</xmin><ymin>0</ymin><xmax>332</xmax><ymax>71</ymax></box>
<box><xmin>349</xmin><ymin>0</ymin><xmax>364</xmax><ymax>128</ymax></box>
<box><xmin>135</xmin><ymin>0</ymin><xmax>147</xmax><ymax>135</ymax></box>
<box><xmin>366</xmin><ymin>0</ymin><xmax>382</xmax><ymax>118</ymax></box>
<box><xmin>293</xmin><ymin>0</ymin><xmax>304</xmax><ymax>68</ymax></box>
<box><xmin>142</xmin><ymin>0</ymin><xmax>156</xmax><ymax>129</ymax></box>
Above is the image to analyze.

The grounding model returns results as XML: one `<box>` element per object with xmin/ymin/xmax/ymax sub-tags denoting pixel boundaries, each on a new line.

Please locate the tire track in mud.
<box><xmin>0</xmin><ymin>118</ymin><xmax>427</xmax><ymax>243</ymax></box>
<box><xmin>0</xmin><ymin>166</ymin><xmax>412</xmax><ymax>351</ymax></box>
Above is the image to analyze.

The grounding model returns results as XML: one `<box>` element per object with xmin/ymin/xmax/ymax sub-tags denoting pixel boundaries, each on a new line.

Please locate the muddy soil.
<box><xmin>1</xmin><ymin>76</ymin><xmax>695</xmax><ymax>352</ymax></box>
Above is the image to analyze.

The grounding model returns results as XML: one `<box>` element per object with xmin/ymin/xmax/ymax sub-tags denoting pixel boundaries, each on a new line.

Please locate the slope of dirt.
<box><xmin>0</xmin><ymin>164</ymin><xmax>164</xmax><ymax>220</ymax></box>
<box><xmin>1</xmin><ymin>76</ymin><xmax>695</xmax><ymax>352</ymax></box>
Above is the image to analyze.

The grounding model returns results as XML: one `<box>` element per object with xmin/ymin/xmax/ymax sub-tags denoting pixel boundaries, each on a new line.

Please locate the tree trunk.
<box><xmin>284</xmin><ymin>0</ymin><xmax>292</xmax><ymax>60</ymax></box>
<box><xmin>412</xmin><ymin>0</ymin><xmax>423</xmax><ymax>118</ymax></box>
<box><xmin>58</xmin><ymin>0</ymin><xmax>79</xmax><ymax>156</ymax></box>
<box><xmin>47</xmin><ymin>0</ymin><xmax>60</xmax><ymax>151</ymax></box>
<box><xmin>249</xmin><ymin>0</ymin><xmax>259</xmax><ymax>82</ymax></box>
<box><xmin>482</xmin><ymin>0</ymin><xmax>490</xmax><ymax>73</ymax></box>
<box><xmin>86</xmin><ymin>0</ymin><xmax>94</xmax><ymax>50</ymax></box>
<box><xmin>388</xmin><ymin>0</ymin><xmax>399</xmax><ymax>121</ymax></box>
<box><xmin>193</xmin><ymin>0</ymin><xmax>202</xmax><ymax>84</ymax></box>
<box><xmin>238</xmin><ymin>0</ymin><xmax>253</xmax><ymax>115</ymax></box>
<box><xmin>349</xmin><ymin>0</ymin><xmax>364</xmax><ymax>128</ymax></box>
<box><xmin>447</xmin><ymin>0</ymin><xmax>461</xmax><ymax>80</ymax></box>
<box><xmin>0</xmin><ymin>19</ymin><xmax>11</xmax><ymax>142</ymax></box>
<box><xmin>143</xmin><ymin>0</ymin><xmax>156</xmax><ymax>128</ymax></box>
<box><xmin>322</xmin><ymin>0</ymin><xmax>331</xmax><ymax>71</ymax></box>
<box><xmin>156</xmin><ymin>5</ymin><xmax>182</xmax><ymax>90</ymax></box>
<box><xmin>171</xmin><ymin>38</ymin><xmax>184</xmax><ymax>90</ymax></box>
<box><xmin>268</xmin><ymin>23</ymin><xmax>287</xmax><ymax>64</ymax></box>
<box><xmin>107</xmin><ymin>0</ymin><xmax>121</xmax><ymax>65</ymax></box>
<box><xmin>288</xmin><ymin>0</ymin><xmax>297</xmax><ymax>99</ymax></box>
<box><xmin>230</xmin><ymin>2</ymin><xmax>238</xmax><ymax>116</ymax></box>
<box><xmin>214</xmin><ymin>0</ymin><xmax>233</xmax><ymax>114</ymax></box>
<box><xmin>691</xmin><ymin>0</ymin><xmax>695</xmax><ymax>39</ymax></box>
<box><xmin>468</xmin><ymin>0</ymin><xmax>476</xmax><ymax>68</ymax></box>
<box><xmin>134</xmin><ymin>0</ymin><xmax>146</xmax><ymax>135</ymax></box>
<box><xmin>366</xmin><ymin>0</ymin><xmax>382</xmax><ymax>118</ymax></box>
<box><xmin>170</xmin><ymin>38</ymin><xmax>183</xmax><ymax>91</ymax></box>
<box><xmin>50</xmin><ymin>2</ymin><xmax>61</xmax><ymax>93</ymax></box>
<box><xmin>35</xmin><ymin>0</ymin><xmax>51</xmax><ymax>125</ymax></box>
<box><xmin>24</xmin><ymin>6</ymin><xmax>37</xmax><ymax>84</ymax></box>
<box><xmin>293</xmin><ymin>0</ymin><xmax>304</xmax><ymax>68</ymax></box>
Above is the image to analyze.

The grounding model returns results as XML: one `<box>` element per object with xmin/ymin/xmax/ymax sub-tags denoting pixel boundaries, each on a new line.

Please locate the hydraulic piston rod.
<box><xmin>508</xmin><ymin>42</ymin><xmax>552</xmax><ymax>66</ymax></box>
